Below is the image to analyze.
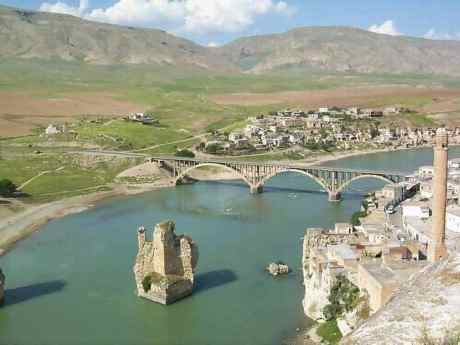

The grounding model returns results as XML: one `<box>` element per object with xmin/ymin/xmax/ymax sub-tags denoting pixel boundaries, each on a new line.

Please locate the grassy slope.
<box><xmin>0</xmin><ymin>59</ymin><xmax>459</xmax><ymax>201</ymax></box>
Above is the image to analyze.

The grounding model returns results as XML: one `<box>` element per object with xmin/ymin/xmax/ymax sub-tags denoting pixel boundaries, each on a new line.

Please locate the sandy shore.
<box><xmin>0</xmin><ymin>181</ymin><xmax>172</xmax><ymax>256</ymax></box>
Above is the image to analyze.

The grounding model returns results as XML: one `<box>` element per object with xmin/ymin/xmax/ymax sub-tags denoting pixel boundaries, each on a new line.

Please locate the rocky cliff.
<box><xmin>340</xmin><ymin>252</ymin><xmax>460</xmax><ymax>345</ymax></box>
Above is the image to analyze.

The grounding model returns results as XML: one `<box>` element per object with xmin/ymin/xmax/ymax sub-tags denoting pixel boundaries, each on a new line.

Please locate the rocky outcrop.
<box><xmin>302</xmin><ymin>229</ymin><xmax>357</xmax><ymax>320</ymax></box>
<box><xmin>266</xmin><ymin>262</ymin><xmax>290</xmax><ymax>276</ymax></box>
<box><xmin>0</xmin><ymin>268</ymin><xmax>4</xmax><ymax>305</ymax></box>
<box><xmin>133</xmin><ymin>220</ymin><xmax>198</xmax><ymax>305</ymax></box>
<box><xmin>340</xmin><ymin>253</ymin><xmax>460</xmax><ymax>345</ymax></box>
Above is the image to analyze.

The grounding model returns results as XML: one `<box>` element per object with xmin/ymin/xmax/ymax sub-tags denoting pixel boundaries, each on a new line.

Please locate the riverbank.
<box><xmin>0</xmin><ymin>181</ymin><xmax>172</xmax><ymax>256</ymax></box>
<box><xmin>0</xmin><ymin>145</ymin><xmax>430</xmax><ymax>256</ymax></box>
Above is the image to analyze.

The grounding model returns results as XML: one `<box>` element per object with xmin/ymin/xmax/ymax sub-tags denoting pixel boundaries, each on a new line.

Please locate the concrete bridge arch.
<box><xmin>174</xmin><ymin>163</ymin><xmax>253</xmax><ymax>189</ymax></box>
<box><xmin>255</xmin><ymin>169</ymin><xmax>331</xmax><ymax>195</ymax></box>
<box><xmin>335</xmin><ymin>174</ymin><xmax>396</xmax><ymax>194</ymax></box>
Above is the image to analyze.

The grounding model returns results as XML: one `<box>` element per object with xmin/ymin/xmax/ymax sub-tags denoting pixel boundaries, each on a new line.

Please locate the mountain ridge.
<box><xmin>2</xmin><ymin>5</ymin><xmax>460</xmax><ymax>76</ymax></box>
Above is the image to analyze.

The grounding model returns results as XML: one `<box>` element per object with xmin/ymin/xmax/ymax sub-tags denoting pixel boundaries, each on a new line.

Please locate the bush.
<box><xmin>142</xmin><ymin>275</ymin><xmax>153</xmax><ymax>293</ymax></box>
<box><xmin>351</xmin><ymin>210</ymin><xmax>367</xmax><ymax>226</ymax></box>
<box><xmin>323</xmin><ymin>275</ymin><xmax>360</xmax><ymax>321</ymax></box>
<box><xmin>0</xmin><ymin>179</ymin><xmax>17</xmax><ymax>197</ymax></box>
<box><xmin>175</xmin><ymin>149</ymin><xmax>195</xmax><ymax>158</ymax></box>
<box><xmin>205</xmin><ymin>143</ymin><xmax>221</xmax><ymax>154</ymax></box>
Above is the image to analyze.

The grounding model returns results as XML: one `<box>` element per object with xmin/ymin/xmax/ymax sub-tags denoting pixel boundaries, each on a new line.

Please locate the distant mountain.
<box><xmin>216</xmin><ymin>26</ymin><xmax>460</xmax><ymax>75</ymax></box>
<box><xmin>0</xmin><ymin>5</ymin><xmax>231</xmax><ymax>70</ymax></box>
<box><xmin>2</xmin><ymin>5</ymin><xmax>460</xmax><ymax>76</ymax></box>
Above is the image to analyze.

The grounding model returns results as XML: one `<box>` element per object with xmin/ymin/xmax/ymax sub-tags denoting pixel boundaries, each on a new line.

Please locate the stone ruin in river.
<box><xmin>133</xmin><ymin>220</ymin><xmax>198</xmax><ymax>305</ymax></box>
<box><xmin>0</xmin><ymin>268</ymin><xmax>4</xmax><ymax>305</ymax></box>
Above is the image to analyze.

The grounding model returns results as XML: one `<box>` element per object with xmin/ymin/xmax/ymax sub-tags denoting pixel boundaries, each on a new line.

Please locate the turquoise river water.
<box><xmin>2</xmin><ymin>147</ymin><xmax>460</xmax><ymax>345</ymax></box>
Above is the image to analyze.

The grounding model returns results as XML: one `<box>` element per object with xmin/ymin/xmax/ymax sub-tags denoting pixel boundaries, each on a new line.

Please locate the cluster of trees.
<box><xmin>0</xmin><ymin>179</ymin><xmax>17</xmax><ymax>197</ymax></box>
<box><xmin>351</xmin><ymin>200</ymin><xmax>369</xmax><ymax>226</ymax></box>
<box><xmin>323</xmin><ymin>275</ymin><xmax>361</xmax><ymax>321</ymax></box>
<box><xmin>175</xmin><ymin>149</ymin><xmax>195</xmax><ymax>158</ymax></box>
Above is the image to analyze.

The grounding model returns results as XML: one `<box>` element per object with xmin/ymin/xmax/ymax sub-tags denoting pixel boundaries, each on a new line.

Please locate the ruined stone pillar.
<box><xmin>428</xmin><ymin>128</ymin><xmax>448</xmax><ymax>263</ymax></box>
<box><xmin>328</xmin><ymin>190</ymin><xmax>341</xmax><ymax>202</ymax></box>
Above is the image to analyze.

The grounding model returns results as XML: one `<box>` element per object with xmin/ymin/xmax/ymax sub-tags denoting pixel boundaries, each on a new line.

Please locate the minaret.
<box><xmin>428</xmin><ymin>128</ymin><xmax>449</xmax><ymax>262</ymax></box>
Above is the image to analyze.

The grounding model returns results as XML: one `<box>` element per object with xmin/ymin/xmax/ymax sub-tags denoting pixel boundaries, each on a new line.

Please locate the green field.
<box><xmin>1</xmin><ymin>59</ymin><xmax>459</xmax><ymax>203</ymax></box>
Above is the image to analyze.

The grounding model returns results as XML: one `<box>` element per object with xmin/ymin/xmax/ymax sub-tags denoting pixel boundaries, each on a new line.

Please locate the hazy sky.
<box><xmin>3</xmin><ymin>0</ymin><xmax>460</xmax><ymax>45</ymax></box>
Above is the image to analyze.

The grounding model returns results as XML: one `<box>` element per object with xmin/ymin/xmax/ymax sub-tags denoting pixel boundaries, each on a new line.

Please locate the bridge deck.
<box><xmin>150</xmin><ymin>156</ymin><xmax>409</xmax><ymax>177</ymax></box>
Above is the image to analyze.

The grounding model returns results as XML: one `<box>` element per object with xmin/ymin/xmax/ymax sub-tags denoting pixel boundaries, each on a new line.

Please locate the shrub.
<box><xmin>142</xmin><ymin>275</ymin><xmax>153</xmax><ymax>293</ymax></box>
<box><xmin>323</xmin><ymin>275</ymin><xmax>360</xmax><ymax>321</ymax></box>
<box><xmin>175</xmin><ymin>149</ymin><xmax>195</xmax><ymax>158</ymax></box>
<box><xmin>205</xmin><ymin>143</ymin><xmax>221</xmax><ymax>154</ymax></box>
<box><xmin>0</xmin><ymin>179</ymin><xmax>17</xmax><ymax>197</ymax></box>
<box><xmin>351</xmin><ymin>210</ymin><xmax>367</xmax><ymax>226</ymax></box>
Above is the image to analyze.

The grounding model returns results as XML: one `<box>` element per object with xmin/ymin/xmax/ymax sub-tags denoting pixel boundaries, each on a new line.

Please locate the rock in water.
<box><xmin>0</xmin><ymin>268</ymin><xmax>4</xmax><ymax>305</ymax></box>
<box><xmin>133</xmin><ymin>220</ymin><xmax>198</xmax><ymax>305</ymax></box>
<box><xmin>266</xmin><ymin>262</ymin><xmax>290</xmax><ymax>276</ymax></box>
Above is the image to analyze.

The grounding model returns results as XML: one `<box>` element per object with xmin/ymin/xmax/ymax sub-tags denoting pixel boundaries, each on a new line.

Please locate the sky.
<box><xmin>2</xmin><ymin>0</ymin><xmax>460</xmax><ymax>46</ymax></box>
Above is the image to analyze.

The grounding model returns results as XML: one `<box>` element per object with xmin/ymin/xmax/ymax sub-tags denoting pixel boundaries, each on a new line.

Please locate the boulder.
<box><xmin>266</xmin><ymin>262</ymin><xmax>290</xmax><ymax>276</ymax></box>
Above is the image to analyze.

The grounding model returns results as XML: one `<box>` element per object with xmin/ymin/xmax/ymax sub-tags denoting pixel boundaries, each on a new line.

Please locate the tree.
<box><xmin>0</xmin><ymin>179</ymin><xmax>17</xmax><ymax>197</ymax></box>
<box><xmin>205</xmin><ymin>144</ymin><xmax>221</xmax><ymax>154</ymax></box>
<box><xmin>175</xmin><ymin>149</ymin><xmax>195</xmax><ymax>158</ymax></box>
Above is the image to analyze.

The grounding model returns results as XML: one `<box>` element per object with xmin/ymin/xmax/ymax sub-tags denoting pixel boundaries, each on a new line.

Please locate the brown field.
<box><xmin>211</xmin><ymin>85</ymin><xmax>460</xmax><ymax>109</ymax></box>
<box><xmin>0</xmin><ymin>91</ymin><xmax>143</xmax><ymax>137</ymax></box>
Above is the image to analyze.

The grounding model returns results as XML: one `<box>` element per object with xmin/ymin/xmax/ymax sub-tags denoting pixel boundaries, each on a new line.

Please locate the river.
<box><xmin>1</xmin><ymin>147</ymin><xmax>460</xmax><ymax>345</ymax></box>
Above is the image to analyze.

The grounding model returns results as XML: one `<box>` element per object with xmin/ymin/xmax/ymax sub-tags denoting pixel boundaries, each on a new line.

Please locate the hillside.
<box><xmin>216</xmin><ymin>26</ymin><xmax>460</xmax><ymax>76</ymax></box>
<box><xmin>0</xmin><ymin>5</ymin><xmax>231</xmax><ymax>70</ymax></box>
<box><xmin>2</xmin><ymin>6</ymin><xmax>460</xmax><ymax>77</ymax></box>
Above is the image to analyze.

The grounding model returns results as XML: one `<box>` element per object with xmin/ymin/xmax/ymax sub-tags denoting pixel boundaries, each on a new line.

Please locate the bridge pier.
<box><xmin>250</xmin><ymin>185</ymin><xmax>264</xmax><ymax>194</ymax></box>
<box><xmin>328</xmin><ymin>191</ymin><xmax>342</xmax><ymax>202</ymax></box>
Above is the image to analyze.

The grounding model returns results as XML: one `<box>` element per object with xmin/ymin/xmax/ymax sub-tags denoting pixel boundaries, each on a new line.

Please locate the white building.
<box><xmin>418</xmin><ymin>166</ymin><xmax>434</xmax><ymax>179</ymax></box>
<box><xmin>446</xmin><ymin>206</ymin><xmax>460</xmax><ymax>233</ymax></box>
<box><xmin>45</xmin><ymin>124</ymin><xmax>60</xmax><ymax>135</ymax></box>
<box><xmin>402</xmin><ymin>204</ymin><xmax>431</xmax><ymax>219</ymax></box>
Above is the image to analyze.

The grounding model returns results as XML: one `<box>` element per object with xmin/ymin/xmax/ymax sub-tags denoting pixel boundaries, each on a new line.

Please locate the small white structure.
<box><xmin>402</xmin><ymin>204</ymin><xmax>431</xmax><ymax>219</ymax></box>
<box><xmin>418</xmin><ymin>166</ymin><xmax>434</xmax><ymax>179</ymax></box>
<box><xmin>446</xmin><ymin>206</ymin><xmax>460</xmax><ymax>233</ymax></box>
<box><xmin>45</xmin><ymin>124</ymin><xmax>60</xmax><ymax>135</ymax></box>
<box><xmin>334</xmin><ymin>223</ymin><xmax>353</xmax><ymax>235</ymax></box>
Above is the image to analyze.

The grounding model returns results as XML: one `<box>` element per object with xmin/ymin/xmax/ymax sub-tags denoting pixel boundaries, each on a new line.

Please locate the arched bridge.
<box><xmin>151</xmin><ymin>156</ymin><xmax>408</xmax><ymax>202</ymax></box>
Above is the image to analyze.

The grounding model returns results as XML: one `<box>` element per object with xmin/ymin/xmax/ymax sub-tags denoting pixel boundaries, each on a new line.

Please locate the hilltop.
<box><xmin>216</xmin><ymin>26</ymin><xmax>460</xmax><ymax>75</ymax></box>
<box><xmin>0</xmin><ymin>5</ymin><xmax>231</xmax><ymax>70</ymax></box>
<box><xmin>2</xmin><ymin>6</ymin><xmax>460</xmax><ymax>76</ymax></box>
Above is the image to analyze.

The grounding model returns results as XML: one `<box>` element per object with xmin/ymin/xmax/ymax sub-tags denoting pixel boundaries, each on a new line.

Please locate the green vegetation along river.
<box><xmin>1</xmin><ymin>147</ymin><xmax>460</xmax><ymax>345</ymax></box>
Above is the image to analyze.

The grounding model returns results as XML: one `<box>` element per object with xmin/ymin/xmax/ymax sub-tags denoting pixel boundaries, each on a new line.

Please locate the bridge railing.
<box><xmin>150</xmin><ymin>156</ymin><xmax>409</xmax><ymax>178</ymax></box>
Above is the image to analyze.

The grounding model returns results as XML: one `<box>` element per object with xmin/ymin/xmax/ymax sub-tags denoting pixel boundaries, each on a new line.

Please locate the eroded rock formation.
<box><xmin>266</xmin><ymin>262</ymin><xmax>290</xmax><ymax>276</ymax></box>
<box><xmin>0</xmin><ymin>268</ymin><xmax>4</xmax><ymax>305</ymax></box>
<box><xmin>302</xmin><ymin>228</ymin><xmax>358</xmax><ymax>320</ymax></box>
<box><xmin>133</xmin><ymin>220</ymin><xmax>198</xmax><ymax>305</ymax></box>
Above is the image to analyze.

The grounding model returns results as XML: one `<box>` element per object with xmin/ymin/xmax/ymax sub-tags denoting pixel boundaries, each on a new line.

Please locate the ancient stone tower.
<box><xmin>0</xmin><ymin>268</ymin><xmax>5</xmax><ymax>305</ymax></box>
<box><xmin>133</xmin><ymin>220</ymin><xmax>198</xmax><ymax>305</ymax></box>
<box><xmin>428</xmin><ymin>128</ymin><xmax>449</xmax><ymax>262</ymax></box>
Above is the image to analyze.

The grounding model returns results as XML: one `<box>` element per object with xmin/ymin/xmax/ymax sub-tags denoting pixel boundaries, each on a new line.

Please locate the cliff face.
<box><xmin>302</xmin><ymin>230</ymin><xmax>334</xmax><ymax>320</ymax></box>
<box><xmin>340</xmin><ymin>252</ymin><xmax>460</xmax><ymax>345</ymax></box>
